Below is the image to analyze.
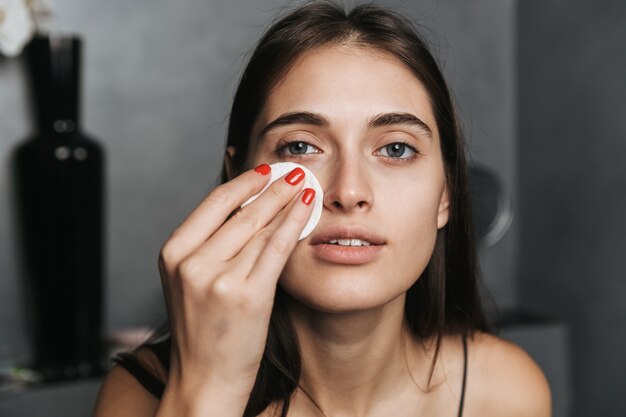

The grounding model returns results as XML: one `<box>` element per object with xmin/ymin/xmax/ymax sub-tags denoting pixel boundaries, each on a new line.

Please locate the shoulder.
<box><xmin>92</xmin><ymin>347</ymin><xmax>166</xmax><ymax>417</ymax></box>
<box><xmin>463</xmin><ymin>331</ymin><xmax>552</xmax><ymax>417</ymax></box>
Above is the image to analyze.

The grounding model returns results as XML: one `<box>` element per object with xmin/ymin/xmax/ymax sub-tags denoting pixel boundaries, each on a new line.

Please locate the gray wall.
<box><xmin>518</xmin><ymin>1</ymin><xmax>626</xmax><ymax>416</ymax></box>
<box><xmin>0</xmin><ymin>0</ymin><xmax>518</xmax><ymax>365</ymax></box>
<box><xmin>1</xmin><ymin>0</ymin><xmax>274</xmax><ymax>364</ymax></box>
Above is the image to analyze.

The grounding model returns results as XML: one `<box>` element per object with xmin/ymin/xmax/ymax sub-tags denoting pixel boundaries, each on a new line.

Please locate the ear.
<box><xmin>437</xmin><ymin>182</ymin><xmax>450</xmax><ymax>229</ymax></box>
<box><xmin>224</xmin><ymin>146</ymin><xmax>237</xmax><ymax>181</ymax></box>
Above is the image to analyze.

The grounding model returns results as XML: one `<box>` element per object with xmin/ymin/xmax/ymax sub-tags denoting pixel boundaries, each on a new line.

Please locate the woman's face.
<box><xmin>240</xmin><ymin>44</ymin><xmax>449</xmax><ymax>313</ymax></box>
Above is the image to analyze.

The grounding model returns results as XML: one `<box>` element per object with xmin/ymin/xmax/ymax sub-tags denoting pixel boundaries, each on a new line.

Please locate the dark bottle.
<box><xmin>13</xmin><ymin>34</ymin><xmax>106</xmax><ymax>382</ymax></box>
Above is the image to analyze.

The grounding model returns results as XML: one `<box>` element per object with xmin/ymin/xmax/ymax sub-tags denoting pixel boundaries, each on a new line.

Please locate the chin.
<box><xmin>278</xmin><ymin>272</ymin><xmax>410</xmax><ymax>314</ymax></box>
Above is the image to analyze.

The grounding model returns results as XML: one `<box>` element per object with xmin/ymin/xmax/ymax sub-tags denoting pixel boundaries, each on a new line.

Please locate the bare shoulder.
<box><xmin>463</xmin><ymin>331</ymin><xmax>552</xmax><ymax>417</ymax></box>
<box><xmin>92</xmin><ymin>347</ymin><xmax>164</xmax><ymax>417</ymax></box>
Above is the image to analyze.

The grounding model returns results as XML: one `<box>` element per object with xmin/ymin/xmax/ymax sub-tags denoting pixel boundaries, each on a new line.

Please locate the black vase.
<box><xmin>13</xmin><ymin>33</ymin><xmax>106</xmax><ymax>382</ymax></box>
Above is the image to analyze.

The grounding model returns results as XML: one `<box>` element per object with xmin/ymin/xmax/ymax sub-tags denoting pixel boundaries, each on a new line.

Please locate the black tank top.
<box><xmin>112</xmin><ymin>334</ymin><xmax>468</xmax><ymax>416</ymax></box>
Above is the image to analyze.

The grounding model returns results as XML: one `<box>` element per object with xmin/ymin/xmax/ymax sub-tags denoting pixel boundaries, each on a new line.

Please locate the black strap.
<box><xmin>457</xmin><ymin>334</ymin><xmax>468</xmax><ymax>417</ymax></box>
<box><xmin>149</xmin><ymin>339</ymin><xmax>171</xmax><ymax>372</ymax></box>
<box><xmin>111</xmin><ymin>352</ymin><xmax>165</xmax><ymax>399</ymax></box>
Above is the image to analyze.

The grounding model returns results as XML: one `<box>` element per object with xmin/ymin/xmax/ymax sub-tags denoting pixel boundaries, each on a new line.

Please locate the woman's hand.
<box><xmin>156</xmin><ymin>164</ymin><xmax>314</xmax><ymax>416</ymax></box>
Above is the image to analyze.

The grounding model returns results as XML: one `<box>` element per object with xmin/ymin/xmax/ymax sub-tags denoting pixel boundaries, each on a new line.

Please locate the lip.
<box><xmin>311</xmin><ymin>243</ymin><xmax>385</xmax><ymax>265</ymax></box>
<box><xmin>308</xmin><ymin>223</ymin><xmax>387</xmax><ymax>265</ymax></box>
<box><xmin>310</xmin><ymin>224</ymin><xmax>386</xmax><ymax>246</ymax></box>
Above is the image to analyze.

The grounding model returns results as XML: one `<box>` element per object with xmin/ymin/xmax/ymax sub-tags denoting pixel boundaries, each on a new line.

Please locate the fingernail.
<box><xmin>302</xmin><ymin>188</ymin><xmax>315</xmax><ymax>205</ymax></box>
<box><xmin>254</xmin><ymin>163</ymin><xmax>271</xmax><ymax>175</ymax></box>
<box><xmin>285</xmin><ymin>167</ymin><xmax>305</xmax><ymax>185</ymax></box>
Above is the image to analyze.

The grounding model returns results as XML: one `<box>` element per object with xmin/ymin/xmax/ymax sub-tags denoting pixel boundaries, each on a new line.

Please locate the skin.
<box><xmin>93</xmin><ymin>43</ymin><xmax>552</xmax><ymax>417</ymax></box>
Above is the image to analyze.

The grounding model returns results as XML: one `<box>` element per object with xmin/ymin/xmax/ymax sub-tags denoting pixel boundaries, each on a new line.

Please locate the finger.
<box><xmin>246</xmin><ymin>188</ymin><xmax>316</xmax><ymax>293</ymax></box>
<box><xmin>164</xmin><ymin>165</ymin><xmax>272</xmax><ymax>262</ymax></box>
<box><xmin>225</xmin><ymin>188</ymin><xmax>303</xmax><ymax>278</ymax></box>
<box><xmin>204</xmin><ymin>167</ymin><xmax>306</xmax><ymax>262</ymax></box>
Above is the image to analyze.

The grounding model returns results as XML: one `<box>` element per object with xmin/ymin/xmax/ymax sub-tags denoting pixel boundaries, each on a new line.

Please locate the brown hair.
<box><xmin>119</xmin><ymin>2</ymin><xmax>490</xmax><ymax>416</ymax></box>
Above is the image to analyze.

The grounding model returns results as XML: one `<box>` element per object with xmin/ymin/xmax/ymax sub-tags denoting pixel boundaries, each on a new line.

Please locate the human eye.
<box><xmin>273</xmin><ymin>140</ymin><xmax>320</xmax><ymax>159</ymax></box>
<box><xmin>376</xmin><ymin>140</ymin><xmax>421</xmax><ymax>162</ymax></box>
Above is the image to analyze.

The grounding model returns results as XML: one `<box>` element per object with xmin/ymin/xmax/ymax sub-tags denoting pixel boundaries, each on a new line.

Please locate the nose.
<box><xmin>322</xmin><ymin>156</ymin><xmax>373</xmax><ymax>213</ymax></box>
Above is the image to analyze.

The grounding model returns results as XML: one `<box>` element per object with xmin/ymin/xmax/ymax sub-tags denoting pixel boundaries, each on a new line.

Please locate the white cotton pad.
<box><xmin>241</xmin><ymin>162</ymin><xmax>323</xmax><ymax>241</ymax></box>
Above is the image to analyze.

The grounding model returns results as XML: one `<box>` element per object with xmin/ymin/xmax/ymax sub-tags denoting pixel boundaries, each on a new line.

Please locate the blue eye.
<box><xmin>378</xmin><ymin>142</ymin><xmax>418</xmax><ymax>159</ymax></box>
<box><xmin>275</xmin><ymin>140</ymin><xmax>419</xmax><ymax>160</ymax></box>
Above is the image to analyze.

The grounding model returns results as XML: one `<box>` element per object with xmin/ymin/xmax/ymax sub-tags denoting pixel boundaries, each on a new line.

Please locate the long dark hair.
<box><xmin>122</xmin><ymin>2</ymin><xmax>490</xmax><ymax>416</ymax></box>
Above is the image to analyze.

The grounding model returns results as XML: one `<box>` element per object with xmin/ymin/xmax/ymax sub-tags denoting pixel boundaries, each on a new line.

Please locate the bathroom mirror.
<box><xmin>468</xmin><ymin>163</ymin><xmax>513</xmax><ymax>248</ymax></box>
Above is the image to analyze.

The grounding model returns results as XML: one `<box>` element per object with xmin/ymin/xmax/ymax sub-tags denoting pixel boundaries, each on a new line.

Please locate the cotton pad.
<box><xmin>241</xmin><ymin>162</ymin><xmax>323</xmax><ymax>241</ymax></box>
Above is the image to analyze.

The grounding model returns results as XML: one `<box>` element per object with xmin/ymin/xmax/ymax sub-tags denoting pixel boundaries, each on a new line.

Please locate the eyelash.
<box><xmin>274</xmin><ymin>139</ymin><xmax>421</xmax><ymax>163</ymax></box>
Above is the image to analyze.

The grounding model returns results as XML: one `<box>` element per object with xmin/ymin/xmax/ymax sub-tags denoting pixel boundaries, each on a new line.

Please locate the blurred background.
<box><xmin>0</xmin><ymin>0</ymin><xmax>624</xmax><ymax>416</ymax></box>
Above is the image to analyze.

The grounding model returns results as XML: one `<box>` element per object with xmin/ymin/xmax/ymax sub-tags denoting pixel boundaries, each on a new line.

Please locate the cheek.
<box><xmin>389</xmin><ymin>186</ymin><xmax>440</xmax><ymax>256</ymax></box>
<box><xmin>383</xmin><ymin>176</ymin><xmax>444</xmax><ymax>227</ymax></box>
<box><xmin>383</xmin><ymin>175</ymin><xmax>444</xmax><ymax>271</ymax></box>
<box><xmin>242</xmin><ymin>154</ymin><xmax>260</xmax><ymax>171</ymax></box>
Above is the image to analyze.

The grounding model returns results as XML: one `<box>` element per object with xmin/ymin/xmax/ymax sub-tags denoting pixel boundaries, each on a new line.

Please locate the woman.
<box><xmin>93</xmin><ymin>2</ymin><xmax>551</xmax><ymax>416</ymax></box>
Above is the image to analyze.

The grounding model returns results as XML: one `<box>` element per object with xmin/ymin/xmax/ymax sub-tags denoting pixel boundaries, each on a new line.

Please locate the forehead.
<box><xmin>255</xmin><ymin>44</ymin><xmax>438</xmax><ymax>135</ymax></box>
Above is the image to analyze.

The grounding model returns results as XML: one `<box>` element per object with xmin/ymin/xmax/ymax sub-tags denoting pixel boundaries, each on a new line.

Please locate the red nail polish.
<box><xmin>254</xmin><ymin>163</ymin><xmax>271</xmax><ymax>175</ymax></box>
<box><xmin>302</xmin><ymin>188</ymin><xmax>315</xmax><ymax>205</ymax></box>
<box><xmin>285</xmin><ymin>167</ymin><xmax>305</xmax><ymax>185</ymax></box>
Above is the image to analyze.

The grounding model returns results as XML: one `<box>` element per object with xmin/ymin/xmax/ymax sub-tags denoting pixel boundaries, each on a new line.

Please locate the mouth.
<box><xmin>319</xmin><ymin>238</ymin><xmax>381</xmax><ymax>247</ymax></box>
<box><xmin>310</xmin><ymin>226</ymin><xmax>386</xmax><ymax>246</ymax></box>
<box><xmin>311</xmin><ymin>241</ymin><xmax>385</xmax><ymax>265</ymax></box>
<box><xmin>308</xmin><ymin>224</ymin><xmax>386</xmax><ymax>264</ymax></box>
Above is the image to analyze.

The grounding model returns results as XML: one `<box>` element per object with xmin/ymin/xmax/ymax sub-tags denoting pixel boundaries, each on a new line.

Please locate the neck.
<box><xmin>284</xmin><ymin>293</ymin><xmax>425</xmax><ymax>417</ymax></box>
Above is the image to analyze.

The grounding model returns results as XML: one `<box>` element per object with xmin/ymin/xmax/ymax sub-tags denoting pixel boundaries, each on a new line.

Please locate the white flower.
<box><xmin>0</xmin><ymin>0</ymin><xmax>36</xmax><ymax>57</ymax></box>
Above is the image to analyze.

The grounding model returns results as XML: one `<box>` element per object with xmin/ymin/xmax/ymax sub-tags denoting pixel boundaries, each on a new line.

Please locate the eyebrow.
<box><xmin>368</xmin><ymin>112</ymin><xmax>432</xmax><ymax>138</ymax></box>
<box><xmin>257</xmin><ymin>111</ymin><xmax>433</xmax><ymax>140</ymax></box>
<box><xmin>258</xmin><ymin>112</ymin><xmax>329</xmax><ymax>138</ymax></box>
